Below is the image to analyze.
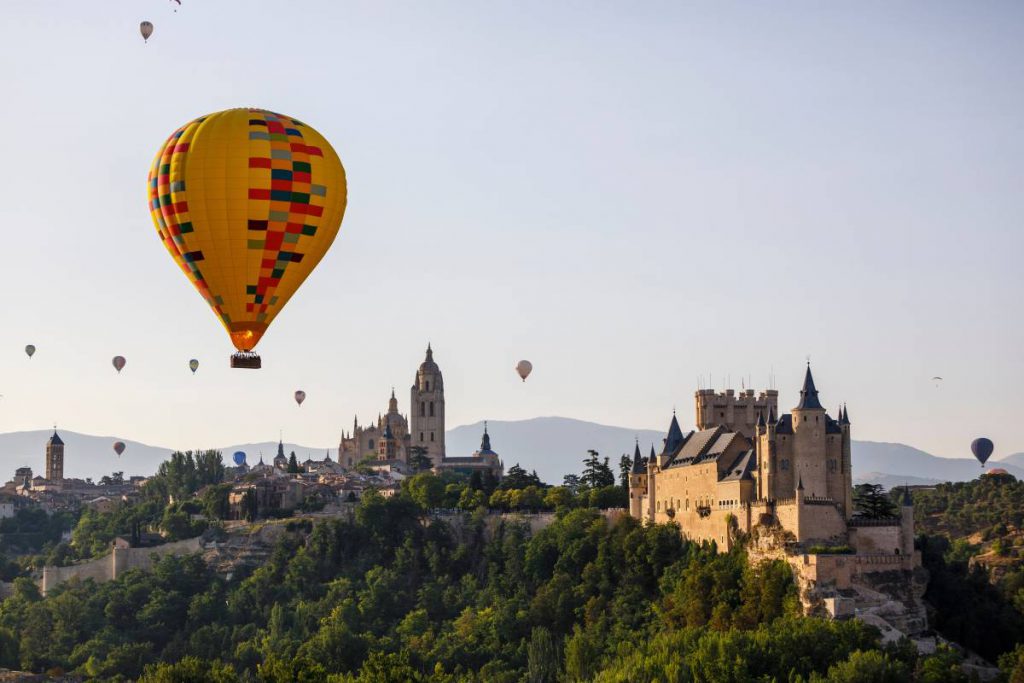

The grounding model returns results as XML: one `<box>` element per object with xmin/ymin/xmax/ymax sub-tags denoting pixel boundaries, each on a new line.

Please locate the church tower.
<box><xmin>410</xmin><ymin>344</ymin><xmax>445</xmax><ymax>467</ymax></box>
<box><xmin>45</xmin><ymin>431</ymin><xmax>64</xmax><ymax>481</ymax></box>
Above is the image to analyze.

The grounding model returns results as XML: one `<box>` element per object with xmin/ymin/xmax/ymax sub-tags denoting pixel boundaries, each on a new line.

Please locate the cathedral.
<box><xmin>337</xmin><ymin>345</ymin><xmax>499</xmax><ymax>477</ymax></box>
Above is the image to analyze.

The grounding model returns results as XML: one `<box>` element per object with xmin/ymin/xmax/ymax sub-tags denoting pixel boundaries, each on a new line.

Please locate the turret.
<box><xmin>628</xmin><ymin>440</ymin><xmax>647</xmax><ymax>519</ymax></box>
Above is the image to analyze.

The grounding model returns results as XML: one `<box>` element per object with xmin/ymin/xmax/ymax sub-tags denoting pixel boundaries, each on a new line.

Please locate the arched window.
<box><xmin>429</xmin><ymin>402</ymin><xmax>434</xmax><ymax>417</ymax></box>
<box><xmin>426</xmin><ymin>381</ymin><xmax>430</xmax><ymax>392</ymax></box>
<box><xmin>430</xmin><ymin>432</ymin><xmax>435</xmax><ymax>442</ymax></box>
<box><xmin>420</xmin><ymin>432</ymin><xmax>424</xmax><ymax>442</ymax></box>
<box><xmin>368</xmin><ymin>440</ymin><xmax>374</xmax><ymax>449</ymax></box>
<box><xmin>420</xmin><ymin>402</ymin><xmax>425</xmax><ymax>416</ymax></box>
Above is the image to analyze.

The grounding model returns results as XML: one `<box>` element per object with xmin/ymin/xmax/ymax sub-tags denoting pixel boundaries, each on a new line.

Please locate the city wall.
<box><xmin>40</xmin><ymin>537</ymin><xmax>203</xmax><ymax>595</ymax></box>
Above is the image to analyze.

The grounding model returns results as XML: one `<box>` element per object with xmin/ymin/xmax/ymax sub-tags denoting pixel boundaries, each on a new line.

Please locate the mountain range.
<box><xmin>0</xmin><ymin>419</ymin><xmax>1019</xmax><ymax>488</ymax></box>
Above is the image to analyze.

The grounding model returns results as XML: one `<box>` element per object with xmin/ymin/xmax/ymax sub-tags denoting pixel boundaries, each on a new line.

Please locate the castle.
<box><xmin>629</xmin><ymin>365</ymin><xmax>921</xmax><ymax>618</ymax></box>
<box><xmin>337</xmin><ymin>345</ymin><xmax>502</xmax><ymax>478</ymax></box>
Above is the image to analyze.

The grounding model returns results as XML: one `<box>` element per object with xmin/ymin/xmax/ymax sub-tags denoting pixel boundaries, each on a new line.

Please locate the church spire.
<box><xmin>795</xmin><ymin>363</ymin><xmax>824</xmax><ymax>411</ymax></box>
<box><xmin>480</xmin><ymin>421</ymin><xmax>491</xmax><ymax>451</ymax></box>
<box><xmin>388</xmin><ymin>388</ymin><xmax>398</xmax><ymax>414</ymax></box>
<box><xmin>841</xmin><ymin>403</ymin><xmax>850</xmax><ymax>425</ymax></box>
<box><xmin>425</xmin><ymin>343</ymin><xmax>433</xmax><ymax>362</ymax></box>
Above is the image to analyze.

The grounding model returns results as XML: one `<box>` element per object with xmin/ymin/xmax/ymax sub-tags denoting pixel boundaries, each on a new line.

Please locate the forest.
<box><xmin>0</xmin><ymin>455</ymin><xmax>1022</xmax><ymax>680</ymax></box>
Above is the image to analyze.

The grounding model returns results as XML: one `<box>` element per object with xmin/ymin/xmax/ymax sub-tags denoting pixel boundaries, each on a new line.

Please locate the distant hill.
<box><xmin>448</xmin><ymin>417</ymin><xmax>665</xmax><ymax>484</ymax></box>
<box><xmin>851</xmin><ymin>441</ymin><xmax>1024</xmax><ymax>485</ymax></box>
<box><xmin>1</xmin><ymin>420</ymin><xmax>1019</xmax><ymax>487</ymax></box>
<box><xmin>853</xmin><ymin>472</ymin><xmax>944</xmax><ymax>489</ymax></box>
<box><xmin>0</xmin><ymin>430</ymin><xmax>328</xmax><ymax>482</ymax></box>
<box><xmin>998</xmin><ymin>452</ymin><xmax>1024</xmax><ymax>468</ymax></box>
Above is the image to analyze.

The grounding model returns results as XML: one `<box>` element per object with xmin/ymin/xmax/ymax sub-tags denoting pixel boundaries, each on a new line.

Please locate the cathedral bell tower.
<box><xmin>410</xmin><ymin>344</ymin><xmax>445</xmax><ymax>467</ymax></box>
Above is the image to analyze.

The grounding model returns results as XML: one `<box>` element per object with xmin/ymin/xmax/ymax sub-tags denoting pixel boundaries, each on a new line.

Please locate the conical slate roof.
<box><xmin>795</xmin><ymin>364</ymin><xmax>824</xmax><ymax>411</ymax></box>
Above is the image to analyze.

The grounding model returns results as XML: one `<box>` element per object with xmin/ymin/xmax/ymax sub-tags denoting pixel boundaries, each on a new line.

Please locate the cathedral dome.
<box><xmin>418</xmin><ymin>344</ymin><xmax>440</xmax><ymax>374</ymax></box>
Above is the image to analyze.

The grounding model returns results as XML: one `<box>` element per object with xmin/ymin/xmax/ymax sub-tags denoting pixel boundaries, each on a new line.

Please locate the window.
<box><xmin>781</xmin><ymin>459</ymin><xmax>789</xmax><ymax>471</ymax></box>
<box><xmin>430</xmin><ymin>432</ymin><xmax>435</xmax><ymax>442</ymax></box>
<box><xmin>420</xmin><ymin>432</ymin><xmax>424</xmax><ymax>442</ymax></box>
<box><xmin>803</xmin><ymin>415</ymin><xmax>807</xmax><ymax>422</ymax></box>
<box><xmin>368</xmin><ymin>440</ymin><xmax>375</xmax><ymax>449</ymax></box>
<box><xmin>429</xmin><ymin>402</ymin><xmax>435</xmax><ymax>417</ymax></box>
<box><xmin>426</xmin><ymin>381</ymin><xmax>430</xmax><ymax>392</ymax></box>
<box><xmin>420</xmin><ymin>402</ymin><xmax>425</xmax><ymax>416</ymax></box>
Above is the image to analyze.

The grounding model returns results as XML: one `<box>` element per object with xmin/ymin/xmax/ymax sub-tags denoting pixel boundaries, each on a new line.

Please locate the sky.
<box><xmin>0</xmin><ymin>1</ymin><xmax>1022</xmax><ymax>463</ymax></box>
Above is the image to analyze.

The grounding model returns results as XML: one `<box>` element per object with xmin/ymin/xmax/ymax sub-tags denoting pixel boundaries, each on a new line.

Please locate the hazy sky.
<box><xmin>1</xmin><ymin>1</ymin><xmax>1022</xmax><ymax>463</ymax></box>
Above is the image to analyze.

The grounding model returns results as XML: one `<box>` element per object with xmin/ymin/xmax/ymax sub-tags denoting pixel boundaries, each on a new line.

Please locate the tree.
<box><xmin>502</xmin><ymin>463</ymin><xmax>542</xmax><ymax>490</ymax></box>
<box><xmin>580</xmin><ymin>451</ymin><xmax>615</xmax><ymax>491</ymax></box>
<box><xmin>853</xmin><ymin>484</ymin><xmax>897</xmax><ymax>519</ymax></box>
<box><xmin>408</xmin><ymin>446</ymin><xmax>433</xmax><ymax>473</ymax></box>
<box><xmin>404</xmin><ymin>473</ymin><xmax>445</xmax><ymax>511</ymax></box>
<box><xmin>562</xmin><ymin>474</ymin><xmax>581</xmax><ymax>495</ymax></box>
<box><xmin>527</xmin><ymin>626</ymin><xmax>560</xmax><ymax>683</ymax></box>
<box><xmin>618</xmin><ymin>454</ymin><xmax>632</xmax><ymax>491</ymax></box>
<box><xmin>287</xmin><ymin>452</ymin><xmax>302</xmax><ymax>474</ymax></box>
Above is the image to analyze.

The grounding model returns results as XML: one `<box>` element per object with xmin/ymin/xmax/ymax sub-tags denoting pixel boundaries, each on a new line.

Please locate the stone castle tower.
<box><xmin>410</xmin><ymin>344</ymin><xmax>445</xmax><ymax>467</ymax></box>
<box><xmin>45</xmin><ymin>431</ymin><xmax>64</xmax><ymax>481</ymax></box>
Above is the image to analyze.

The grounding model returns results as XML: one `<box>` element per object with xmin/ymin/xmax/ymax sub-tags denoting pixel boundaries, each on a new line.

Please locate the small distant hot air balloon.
<box><xmin>170</xmin><ymin>0</ymin><xmax>181</xmax><ymax>11</ymax></box>
<box><xmin>515</xmin><ymin>360</ymin><xmax>533</xmax><ymax>382</ymax></box>
<box><xmin>931</xmin><ymin>376</ymin><xmax>943</xmax><ymax>387</ymax></box>
<box><xmin>112</xmin><ymin>356</ymin><xmax>126</xmax><ymax>373</ymax></box>
<box><xmin>189</xmin><ymin>359</ymin><xmax>199</xmax><ymax>374</ymax></box>
<box><xmin>24</xmin><ymin>345</ymin><xmax>35</xmax><ymax>359</ymax></box>
<box><xmin>971</xmin><ymin>438</ymin><xmax>994</xmax><ymax>468</ymax></box>
<box><xmin>294</xmin><ymin>390</ymin><xmax>306</xmax><ymax>406</ymax></box>
<box><xmin>232</xmin><ymin>451</ymin><xmax>246</xmax><ymax>466</ymax></box>
<box><xmin>113</xmin><ymin>441</ymin><xmax>126</xmax><ymax>457</ymax></box>
<box><xmin>140</xmin><ymin>21</ymin><xmax>153</xmax><ymax>42</ymax></box>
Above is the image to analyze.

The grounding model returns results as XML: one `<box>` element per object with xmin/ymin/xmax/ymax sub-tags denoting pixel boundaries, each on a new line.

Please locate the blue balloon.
<box><xmin>232</xmin><ymin>451</ymin><xmax>247</xmax><ymax>466</ymax></box>
<box><xmin>971</xmin><ymin>438</ymin><xmax>994</xmax><ymax>467</ymax></box>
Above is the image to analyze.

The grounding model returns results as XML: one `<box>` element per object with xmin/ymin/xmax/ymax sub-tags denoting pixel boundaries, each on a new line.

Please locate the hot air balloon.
<box><xmin>515</xmin><ymin>360</ymin><xmax>533</xmax><ymax>382</ymax></box>
<box><xmin>170</xmin><ymin>0</ymin><xmax>181</xmax><ymax>11</ymax></box>
<box><xmin>189</xmin><ymin>359</ymin><xmax>199</xmax><ymax>374</ymax></box>
<box><xmin>140</xmin><ymin>21</ymin><xmax>153</xmax><ymax>42</ymax></box>
<box><xmin>24</xmin><ymin>345</ymin><xmax>35</xmax><ymax>359</ymax></box>
<box><xmin>113</xmin><ymin>441</ymin><xmax>126</xmax><ymax>457</ymax></box>
<box><xmin>112</xmin><ymin>356</ymin><xmax>126</xmax><ymax>373</ymax></box>
<box><xmin>232</xmin><ymin>451</ymin><xmax>246</xmax><ymax>466</ymax></box>
<box><xmin>971</xmin><ymin>438</ymin><xmax>994</xmax><ymax>468</ymax></box>
<box><xmin>294</xmin><ymin>390</ymin><xmax>306</xmax><ymax>406</ymax></box>
<box><xmin>931</xmin><ymin>376</ymin><xmax>943</xmax><ymax>387</ymax></box>
<box><xmin>147</xmin><ymin>109</ymin><xmax>348</xmax><ymax>369</ymax></box>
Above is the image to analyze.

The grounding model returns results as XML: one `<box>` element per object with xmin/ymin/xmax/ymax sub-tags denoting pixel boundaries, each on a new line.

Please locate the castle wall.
<box><xmin>40</xmin><ymin>537</ymin><xmax>203</xmax><ymax>595</ymax></box>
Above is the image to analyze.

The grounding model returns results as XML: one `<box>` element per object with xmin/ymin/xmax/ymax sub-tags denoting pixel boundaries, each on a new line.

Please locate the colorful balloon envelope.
<box><xmin>233</xmin><ymin>451</ymin><xmax>247</xmax><ymax>466</ymax></box>
<box><xmin>112</xmin><ymin>356</ymin><xmax>126</xmax><ymax>373</ymax></box>
<box><xmin>189</xmin><ymin>358</ymin><xmax>200</xmax><ymax>374</ymax></box>
<box><xmin>294</xmin><ymin>390</ymin><xmax>306</xmax><ymax>406</ymax></box>
<box><xmin>24</xmin><ymin>345</ymin><xmax>35</xmax><ymax>359</ymax></box>
<box><xmin>140</xmin><ymin>21</ymin><xmax>153</xmax><ymax>42</ymax></box>
<box><xmin>147</xmin><ymin>108</ymin><xmax>347</xmax><ymax>368</ymax></box>
<box><xmin>113</xmin><ymin>441</ymin><xmax>126</xmax><ymax>457</ymax></box>
<box><xmin>516</xmin><ymin>360</ymin><xmax>533</xmax><ymax>382</ymax></box>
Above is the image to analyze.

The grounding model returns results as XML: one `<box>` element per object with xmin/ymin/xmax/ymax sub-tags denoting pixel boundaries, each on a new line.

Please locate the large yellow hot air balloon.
<box><xmin>147</xmin><ymin>108</ymin><xmax>347</xmax><ymax>368</ymax></box>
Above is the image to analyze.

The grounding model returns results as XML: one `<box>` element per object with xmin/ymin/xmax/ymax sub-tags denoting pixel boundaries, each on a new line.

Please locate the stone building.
<box><xmin>45</xmin><ymin>431</ymin><xmax>64</xmax><ymax>481</ymax></box>
<box><xmin>436</xmin><ymin>422</ymin><xmax>504</xmax><ymax>478</ymax></box>
<box><xmin>338</xmin><ymin>345</ymin><xmax>445</xmax><ymax>470</ymax></box>
<box><xmin>629</xmin><ymin>366</ymin><xmax>919</xmax><ymax>587</ymax></box>
<box><xmin>410</xmin><ymin>344</ymin><xmax>445</xmax><ymax>467</ymax></box>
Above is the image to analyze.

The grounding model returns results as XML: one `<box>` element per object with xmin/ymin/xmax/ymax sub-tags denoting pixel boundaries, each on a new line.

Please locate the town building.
<box><xmin>435</xmin><ymin>423</ymin><xmax>504</xmax><ymax>478</ymax></box>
